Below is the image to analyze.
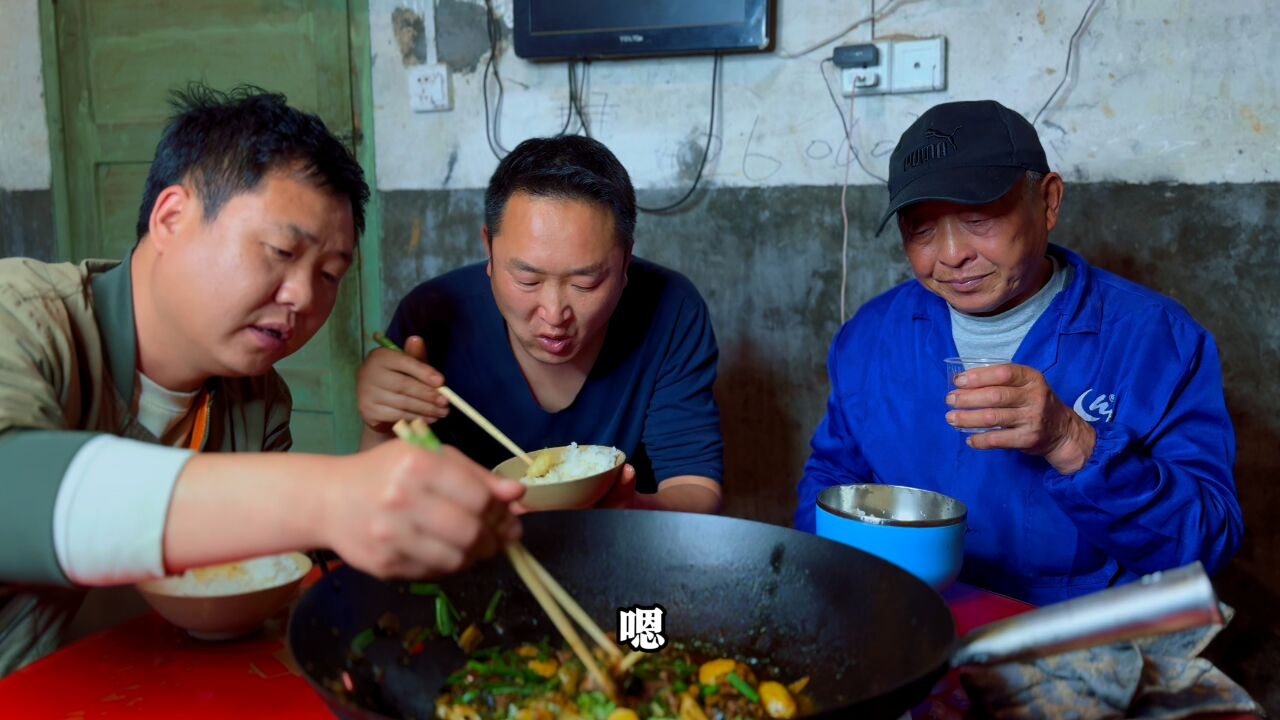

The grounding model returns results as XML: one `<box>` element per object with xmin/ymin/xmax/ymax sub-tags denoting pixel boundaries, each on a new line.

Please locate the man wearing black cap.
<box><xmin>795</xmin><ymin>100</ymin><xmax>1242</xmax><ymax>605</ymax></box>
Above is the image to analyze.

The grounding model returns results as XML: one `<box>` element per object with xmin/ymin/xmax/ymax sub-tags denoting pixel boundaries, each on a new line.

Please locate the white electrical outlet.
<box><xmin>840</xmin><ymin>37</ymin><xmax>946</xmax><ymax>97</ymax></box>
<box><xmin>408</xmin><ymin>63</ymin><xmax>451</xmax><ymax>112</ymax></box>
<box><xmin>891</xmin><ymin>37</ymin><xmax>946</xmax><ymax>93</ymax></box>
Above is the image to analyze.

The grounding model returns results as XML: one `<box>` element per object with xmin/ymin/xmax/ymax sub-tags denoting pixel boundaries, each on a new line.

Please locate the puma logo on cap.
<box><xmin>904</xmin><ymin>125</ymin><xmax>962</xmax><ymax>171</ymax></box>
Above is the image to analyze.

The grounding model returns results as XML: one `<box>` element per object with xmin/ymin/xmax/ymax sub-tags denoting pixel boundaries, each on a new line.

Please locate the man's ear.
<box><xmin>146</xmin><ymin>185</ymin><xmax>193</xmax><ymax>252</ymax></box>
<box><xmin>1041</xmin><ymin>173</ymin><xmax>1065</xmax><ymax>233</ymax></box>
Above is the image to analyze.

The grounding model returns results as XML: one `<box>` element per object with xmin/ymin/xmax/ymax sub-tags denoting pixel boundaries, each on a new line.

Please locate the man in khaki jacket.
<box><xmin>0</xmin><ymin>86</ymin><xmax>523</xmax><ymax>676</ymax></box>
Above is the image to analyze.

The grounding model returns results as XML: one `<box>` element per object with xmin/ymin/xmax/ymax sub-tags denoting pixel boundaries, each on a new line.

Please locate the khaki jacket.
<box><xmin>0</xmin><ymin>255</ymin><xmax>292</xmax><ymax>675</ymax></box>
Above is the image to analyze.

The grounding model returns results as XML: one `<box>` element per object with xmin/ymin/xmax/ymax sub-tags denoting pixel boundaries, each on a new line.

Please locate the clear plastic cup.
<box><xmin>944</xmin><ymin>357</ymin><xmax>1011</xmax><ymax>434</ymax></box>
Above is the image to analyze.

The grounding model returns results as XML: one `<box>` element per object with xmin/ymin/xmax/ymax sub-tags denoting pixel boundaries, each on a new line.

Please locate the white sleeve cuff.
<box><xmin>53</xmin><ymin>435</ymin><xmax>193</xmax><ymax>586</ymax></box>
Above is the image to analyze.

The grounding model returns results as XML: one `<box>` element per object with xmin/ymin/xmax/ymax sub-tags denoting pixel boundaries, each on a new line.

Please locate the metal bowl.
<box><xmin>816</xmin><ymin>485</ymin><xmax>967</xmax><ymax>589</ymax></box>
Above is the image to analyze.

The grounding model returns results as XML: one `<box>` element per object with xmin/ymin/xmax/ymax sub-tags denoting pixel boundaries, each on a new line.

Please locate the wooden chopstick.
<box><xmin>434</xmin><ymin>386</ymin><xmax>534</xmax><ymax>466</ymax></box>
<box><xmin>375</xmin><ymin>333</ymin><xmax>534</xmax><ymax>466</ymax></box>
<box><xmin>522</xmin><ymin>546</ymin><xmax>625</xmax><ymax>663</ymax></box>
<box><xmin>505</xmin><ymin>544</ymin><xmax>617</xmax><ymax>698</ymax></box>
<box><xmin>618</xmin><ymin>650</ymin><xmax>647</xmax><ymax>674</ymax></box>
<box><xmin>390</xmin><ymin>416</ymin><xmax>623</xmax><ymax>698</ymax></box>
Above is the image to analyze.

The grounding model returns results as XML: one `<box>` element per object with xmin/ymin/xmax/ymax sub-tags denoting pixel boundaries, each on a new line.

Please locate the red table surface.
<box><xmin>0</xmin><ymin>582</ymin><xmax>1256</xmax><ymax>719</ymax></box>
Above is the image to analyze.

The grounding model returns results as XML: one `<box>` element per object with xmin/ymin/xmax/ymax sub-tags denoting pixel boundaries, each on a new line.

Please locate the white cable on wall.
<box><xmin>1031</xmin><ymin>0</ymin><xmax>1104</xmax><ymax>126</ymax></box>
<box><xmin>840</xmin><ymin>90</ymin><xmax>855</xmax><ymax>324</ymax></box>
<box><xmin>777</xmin><ymin>0</ymin><xmax>908</xmax><ymax>59</ymax></box>
<box><xmin>836</xmin><ymin>0</ymin><xmax>881</xmax><ymax>325</ymax></box>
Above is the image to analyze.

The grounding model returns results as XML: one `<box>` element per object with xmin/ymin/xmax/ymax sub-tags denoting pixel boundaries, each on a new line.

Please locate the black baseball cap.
<box><xmin>876</xmin><ymin>100</ymin><xmax>1050</xmax><ymax>235</ymax></box>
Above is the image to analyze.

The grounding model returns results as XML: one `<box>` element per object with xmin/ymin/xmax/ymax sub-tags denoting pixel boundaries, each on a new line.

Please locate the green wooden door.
<box><xmin>51</xmin><ymin>0</ymin><xmax>369</xmax><ymax>454</ymax></box>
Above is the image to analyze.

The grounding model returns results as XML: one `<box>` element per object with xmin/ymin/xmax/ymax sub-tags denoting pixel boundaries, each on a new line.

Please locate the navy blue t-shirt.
<box><xmin>385</xmin><ymin>258</ymin><xmax>723</xmax><ymax>492</ymax></box>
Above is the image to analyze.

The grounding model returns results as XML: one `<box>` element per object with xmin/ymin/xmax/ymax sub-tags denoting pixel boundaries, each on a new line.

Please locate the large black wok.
<box><xmin>287</xmin><ymin>510</ymin><xmax>1219</xmax><ymax>719</ymax></box>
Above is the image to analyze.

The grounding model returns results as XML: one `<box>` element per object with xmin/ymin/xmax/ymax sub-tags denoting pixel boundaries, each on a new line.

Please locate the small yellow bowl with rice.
<box><xmin>492</xmin><ymin>443</ymin><xmax>625</xmax><ymax>511</ymax></box>
<box><xmin>136</xmin><ymin>552</ymin><xmax>312</xmax><ymax>640</ymax></box>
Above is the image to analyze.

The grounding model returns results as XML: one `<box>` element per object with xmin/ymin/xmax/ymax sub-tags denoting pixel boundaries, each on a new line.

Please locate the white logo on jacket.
<box><xmin>1073</xmin><ymin>388</ymin><xmax>1116</xmax><ymax>423</ymax></box>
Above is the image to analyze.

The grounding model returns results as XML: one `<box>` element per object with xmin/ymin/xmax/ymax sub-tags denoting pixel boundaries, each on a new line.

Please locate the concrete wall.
<box><xmin>0</xmin><ymin>1</ymin><xmax>50</xmax><ymax>190</ymax></box>
<box><xmin>0</xmin><ymin>0</ymin><xmax>54</xmax><ymax>260</ymax></box>
<box><xmin>371</xmin><ymin>0</ymin><xmax>1280</xmax><ymax>191</ymax></box>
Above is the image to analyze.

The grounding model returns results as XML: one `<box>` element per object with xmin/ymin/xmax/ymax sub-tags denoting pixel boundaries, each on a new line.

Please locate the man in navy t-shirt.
<box><xmin>357</xmin><ymin>136</ymin><xmax>723</xmax><ymax>512</ymax></box>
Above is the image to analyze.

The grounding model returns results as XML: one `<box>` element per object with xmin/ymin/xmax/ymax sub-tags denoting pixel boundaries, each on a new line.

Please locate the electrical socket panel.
<box><xmin>408</xmin><ymin>63</ymin><xmax>451</xmax><ymax>112</ymax></box>
<box><xmin>840</xmin><ymin>37</ymin><xmax>946</xmax><ymax>96</ymax></box>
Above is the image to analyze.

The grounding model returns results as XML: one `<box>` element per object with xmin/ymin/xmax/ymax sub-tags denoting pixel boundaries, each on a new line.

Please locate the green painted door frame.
<box><xmin>348</xmin><ymin>0</ymin><xmax>386</xmax><ymax>338</ymax></box>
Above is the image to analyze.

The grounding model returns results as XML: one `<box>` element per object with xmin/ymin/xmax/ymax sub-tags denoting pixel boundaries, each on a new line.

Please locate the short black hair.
<box><xmin>136</xmin><ymin>83</ymin><xmax>369</xmax><ymax>242</ymax></box>
<box><xmin>484</xmin><ymin>136</ymin><xmax>637</xmax><ymax>250</ymax></box>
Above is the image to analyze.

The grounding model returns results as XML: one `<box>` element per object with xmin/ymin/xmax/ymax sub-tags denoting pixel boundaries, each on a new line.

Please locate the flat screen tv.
<box><xmin>512</xmin><ymin>0</ymin><xmax>773</xmax><ymax>61</ymax></box>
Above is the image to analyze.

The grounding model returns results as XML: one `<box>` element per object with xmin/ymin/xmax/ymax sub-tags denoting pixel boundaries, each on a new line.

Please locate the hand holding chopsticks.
<box><xmin>304</xmin><ymin>417</ymin><xmax>521</xmax><ymax>582</ymax></box>
<box><xmin>391</xmin><ymin>420</ymin><xmax>627</xmax><ymax>700</ymax></box>
<box><xmin>374</xmin><ymin>332</ymin><xmax>534</xmax><ymax>466</ymax></box>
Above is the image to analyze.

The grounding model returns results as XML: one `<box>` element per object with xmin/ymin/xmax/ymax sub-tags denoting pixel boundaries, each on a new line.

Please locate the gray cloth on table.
<box><xmin>959</xmin><ymin>604</ymin><xmax>1265</xmax><ymax>720</ymax></box>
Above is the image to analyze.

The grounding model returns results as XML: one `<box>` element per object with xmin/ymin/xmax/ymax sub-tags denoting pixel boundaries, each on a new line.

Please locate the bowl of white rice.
<box><xmin>493</xmin><ymin>443</ymin><xmax>626</xmax><ymax>511</ymax></box>
<box><xmin>136</xmin><ymin>552</ymin><xmax>312</xmax><ymax>640</ymax></box>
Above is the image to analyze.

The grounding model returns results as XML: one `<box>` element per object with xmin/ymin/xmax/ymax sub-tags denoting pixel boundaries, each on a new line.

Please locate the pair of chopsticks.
<box><xmin>373</xmin><ymin>332</ymin><xmax>533</xmax><ymax>466</ymax></box>
<box><xmin>390</xmin><ymin>418</ymin><xmax>626</xmax><ymax>698</ymax></box>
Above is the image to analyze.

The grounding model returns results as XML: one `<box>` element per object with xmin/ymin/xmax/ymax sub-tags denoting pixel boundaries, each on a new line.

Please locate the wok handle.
<box><xmin>950</xmin><ymin>562</ymin><xmax>1223</xmax><ymax>667</ymax></box>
